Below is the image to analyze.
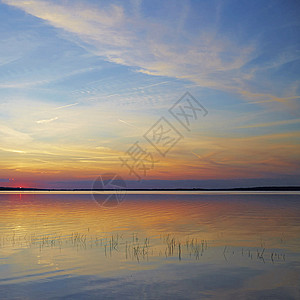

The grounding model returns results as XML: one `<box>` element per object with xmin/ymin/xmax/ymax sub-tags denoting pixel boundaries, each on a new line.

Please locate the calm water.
<box><xmin>0</xmin><ymin>192</ymin><xmax>300</xmax><ymax>299</ymax></box>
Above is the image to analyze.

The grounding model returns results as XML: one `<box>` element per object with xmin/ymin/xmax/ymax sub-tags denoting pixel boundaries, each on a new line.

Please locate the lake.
<box><xmin>0</xmin><ymin>192</ymin><xmax>300</xmax><ymax>299</ymax></box>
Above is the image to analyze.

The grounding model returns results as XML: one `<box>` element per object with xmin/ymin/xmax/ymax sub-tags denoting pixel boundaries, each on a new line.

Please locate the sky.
<box><xmin>0</xmin><ymin>0</ymin><xmax>299</xmax><ymax>189</ymax></box>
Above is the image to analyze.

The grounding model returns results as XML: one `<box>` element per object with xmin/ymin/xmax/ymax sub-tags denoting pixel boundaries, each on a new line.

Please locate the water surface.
<box><xmin>0</xmin><ymin>192</ymin><xmax>300</xmax><ymax>299</ymax></box>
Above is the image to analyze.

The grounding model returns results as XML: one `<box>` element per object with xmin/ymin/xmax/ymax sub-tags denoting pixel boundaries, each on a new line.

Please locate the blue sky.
<box><xmin>0</xmin><ymin>0</ymin><xmax>299</xmax><ymax>188</ymax></box>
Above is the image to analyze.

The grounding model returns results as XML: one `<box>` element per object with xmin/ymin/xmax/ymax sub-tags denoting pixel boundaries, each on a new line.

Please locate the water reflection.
<box><xmin>0</xmin><ymin>230</ymin><xmax>287</xmax><ymax>266</ymax></box>
<box><xmin>0</xmin><ymin>193</ymin><xmax>300</xmax><ymax>299</ymax></box>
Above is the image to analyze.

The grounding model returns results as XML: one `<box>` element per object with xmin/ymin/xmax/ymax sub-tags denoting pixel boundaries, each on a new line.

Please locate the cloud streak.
<box><xmin>236</xmin><ymin>119</ymin><xmax>300</xmax><ymax>129</ymax></box>
<box><xmin>55</xmin><ymin>103</ymin><xmax>78</xmax><ymax>110</ymax></box>
<box><xmin>1</xmin><ymin>1</ymin><xmax>256</xmax><ymax>94</ymax></box>
<box><xmin>3</xmin><ymin>0</ymin><xmax>299</xmax><ymax>110</ymax></box>
<box><xmin>36</xmin><ymin>117</ymin><xmax>58</xmax><ymax>124</ymax></box>
<box><xmin>1</xmin><ymin>0</ymin><xmax>299</xmax><ymax>187</ymax></box>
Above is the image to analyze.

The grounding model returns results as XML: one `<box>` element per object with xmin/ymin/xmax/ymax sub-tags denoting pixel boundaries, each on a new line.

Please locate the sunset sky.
<box><xmin>0</xmin><ymin>0</ymin><xmax>299</xmax><ymax>189</ymax></box>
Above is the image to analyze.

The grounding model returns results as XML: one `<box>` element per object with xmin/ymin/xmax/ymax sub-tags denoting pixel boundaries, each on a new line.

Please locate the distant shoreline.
<box><xmin>1</xmin><ymin>186</ymin><xmax>300</xmax><ymax>191</ymax></box>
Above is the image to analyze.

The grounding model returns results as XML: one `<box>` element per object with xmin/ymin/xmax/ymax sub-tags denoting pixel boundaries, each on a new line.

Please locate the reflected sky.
<box><xmin>0</xmin><ymin>193</ymin><xmax>300</xmax><ymax>299</ymax></box>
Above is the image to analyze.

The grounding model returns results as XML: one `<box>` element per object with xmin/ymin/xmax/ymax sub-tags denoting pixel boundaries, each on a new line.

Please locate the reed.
<box><xmin>0</xmin><ymin>232</ymin><xmax>287</xmax><ymax>265</ymax></box>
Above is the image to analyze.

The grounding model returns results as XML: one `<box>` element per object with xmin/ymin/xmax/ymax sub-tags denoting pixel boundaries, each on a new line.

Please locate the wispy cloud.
<box><xmin>0</xmin><ymin>124</ymin><xmax>32</xmax><ymax>143</ymax></box>
<box><xmin>0</xmin><ymin>147</ymin><xmax>26</xmax><ymax>153</ymax></box>
<box><xmin>1</xmin><ymin>0</ymin><xmax>299</xmax><ymax>186</ymax></box>
<box><xmin>118</xmin><ymin>119</ymin><xmax>137</xmax><ymax>128</ymax></box>
<box><xmin>1</xmin><ymin>1</ymin><xmax>254</xmax><ymax>93</ymax></box>
<box><xmin>36</xmin><ymin>117</ymin><xmax>58</xmax><ymax>124</ymax></box>
<box><xmin>55</xmin><ymin>103</ymin><xmax>78</xmax><ymax>110</ymax></box>
<box><xmin>236</xmin><ymin>119</ymin><xmax>300</xmax><ymax>129</ymax></box>
<box><xmin>3</xmin><ymin>0</ymin><xmax>299</xmax><ymax>108</ymax></box>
